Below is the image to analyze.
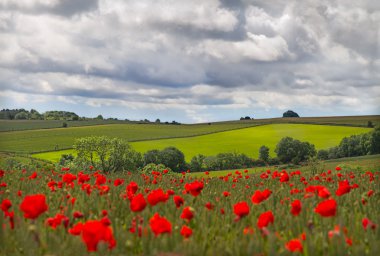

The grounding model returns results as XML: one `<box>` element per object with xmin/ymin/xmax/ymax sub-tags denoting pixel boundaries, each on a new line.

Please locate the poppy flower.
<box><xmin>130</xmin><ymin>194</ymin><xmax>147</xmax><ymax>212</ymax></box>
<box><xmin>95</xmin><ymin>174</ymin><xmax>107</xmax><ymax>186</ymax></box>
<box><xmin>180</xmin><ymin>225</ymin><xmax>193</xmax><ymax>238</ymax></box>
<box><xmin>362</xmin><ymin>218</ymin><xmax>376</xmax><ymax>230</ymax></box>
<box><xmin>314</xmin><ymin>199</ymin><xmax>337</xmax><ymax>217</ymax></box>
<box><xmin>233</xmin><ymin>201</ymin><xmax>250</xmax><ymax>219</ymax></box>
<box><xmin>257</xmin><ymin>211</ymin><xmax>274</xmax><ymax>228</ymax></box>
<box><xmin>335</xmin><ymin>180</ymin><xmax>351</xmax><ymax>196</ymax></box>
<box><xmin>290</xmin><ymin>200</ymin><xmax>302</xmax><ymax>216</ymax></box>
<box><xmin>126</xmin><ymin>181</ymin><xmax>138</xmax><ymax>195</ymax></box>
<box><xmin>251</xmin><ymin>189</ymin><xmax>272</xmax><ymax>204</ymax></box>
<box><xmin>149</xmin><ymin>213</ymin><xmax>172</xmax><ymax>236</ymax></box>
<box><xmin>173</xmin><ymin>195</ymin><xmax>184</xmax><ymax>208</ymax></box>
<box><xmin>180</xmin><ymin>207</ymin><xmax>194</xmax><ymax>221</ymax></box>
<box><xmin>1</xmin><ymin>199</ymin><xmax>12</xmax><ymax>213</ymax></box>
<box><xmin>62</xmin><ymin>173</ymin><xmax>77</xmax><ymax>184</ymax></box>
<box><xmin>184</xmin><ymin>181</ymin><xmax>204</xmax><ymax>196</ymax></box>
<box><xmin>285</xmin><ymin>239</ymin><xmax>303</xmax><ymax>252</ymax></box>
<box><xmin>73</xmin><ymin>211</ymin><xmax>84</xmax><ymax>218</ymax></box>
<box><xmin>28</xmin><ymin>171</ymin><xmax>37</xmax><ymax>179</ymax></box>
<box><xmin>81</xmin><ymin>220</ymin><xmax>116</xmax><ymax>252</ymax></box>
<box><xmin>205</xmin><ymin>202</ymin><xmax>214</xmax><ymax>210</ymax></box>
<box><xmin>113</xmin><ymin>179</ymin><xmax>124</xmax><ymax>187</ymax></box>
<box><xmin>147</xmin><ymin>188</ymin><xmax>169</xmax><ymax>206</ymax></box>
<box><xmin>20</xmin><ymin>194</ymin><xmax>48</xmax><ymax>219</ymax></box>
<box><xmin>69</xmin><ymin>222</ymin><xmax>83</xmax><ymax>235</ymax></box>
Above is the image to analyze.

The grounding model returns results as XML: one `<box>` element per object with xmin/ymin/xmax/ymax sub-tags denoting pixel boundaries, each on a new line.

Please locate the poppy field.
<box><xmin>0</xmin><ymin>166</ymin><xmax>379</xmax><ymax>255</ymax></box>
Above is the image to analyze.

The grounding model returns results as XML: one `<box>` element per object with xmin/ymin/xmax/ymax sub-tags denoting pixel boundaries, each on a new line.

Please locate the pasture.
<box><xmin>31</xmin><ymin>124</ymin><xmax>372</xmax><ymax>162</ymax></box>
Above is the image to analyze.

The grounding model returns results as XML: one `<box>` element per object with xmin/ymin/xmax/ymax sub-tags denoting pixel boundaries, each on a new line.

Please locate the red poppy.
<box><xmin>223</xmin><ymin>191</ymin><xmax>231</xmax><ymax>197</ymax></box>
<box><xmin>285</xmin><ymin>239</ymin><xmax>303</xmax><ymax>252</ymax></box>
<box><xmin>314</xmin><ymin>199</ymin><xmax>337</xmax><ymax>217</ymax></box>
<box><xmin>1</xmin><ymin>199</ymin><xmax>12</xmax><ymax>213</ymax></box>
<box><xmin>69</xmin><ymin>222</ymin><xmax>83</xmax><ymax>235</ymax></box>
<box><xmin>184</xmin><ymin>181</ymin><xmax>204</xmax><ymax>196</ymax></box>
<box><xmin>173</xmin><ymin>195</ymin><xmax>184</xmax><ymax>208</ymax></box>
<box><xmin>29</xmin><ymin>171</ymin><xmax>37</xmax><ymax>179</ymax></box>
<box><xmin>147</xmin><ymin>188</ymin><xmax>169</xmax><ymax>206</ymax></box>
<box><xmin>95</xmin><ymin>174</ymin><xmax>107</xmax><ymax>186</ymax></box>
<box><xmin>126</xmin><ymin>181</ymin><xmax>138</xmax><ymax>195</ymax></box>
<box><xmin>81</xmin><ymin>220</ymin><xmax>116</xmax><ymax>252</ymax></box>
<box><xmin>73</xmin><ymin>211</ymin><xmax>84</xmax><ymax>218</ymax></box>
<box><xmin>336</xmin><ymin>180</ymin><xmax>351</xmax><ymax>196</ymax></box>
<box><xmin>20</xmin><ymin>194</ymin><xmax>48</xmax><ymax>219</ymax></box>
<box><xmin>62</xmin><ymin>173</ymin><xmax>77</xmax><ymax>184</ymax></box>
<box><xmin>233</xmin><ymin>201</ymin><xmax>250</xmax><ymax>219</ymax></box>
<box><xmin>251</xmin><ymin>189</ymin><xmax>272</xmax><ymax>204</ymax></box>
<box><xmin>290</xmin><ymin>199</ymin><xmax>302</xmax><ymax>216</ymax></box>
<box><xmin>205</xmin><ymin>202</ymin><xmax>214</xmax><ymax>210</ymax></box>
<box><xmin>362</xmin><ymin>218</ymin><xmax>376</xmax><ymax>230</ymax></box>
<box><xmin>180</xmin><ymin>225</ymin><xmax>193</xmax><ymax>238</ymax></box>
<box><xmin>257</xmin><ymin>211</ymin><xmax>274</xmax><ymax>228</ymax></box>
<box><xmin>130</xmin><ymin>193</ymin><xmax>147</xmax><ymax>212</ymax></box>
<box><xmin>149</xmin><ymin>213</ymin><xmax>172</xmax><ymax>236</ymax></box>
<box><xmin>113</xmin><ymin>178</ymin><xmax>124</xmax><ymax>187</ymax></box>
<box><xmin>180</xmin><ymin>207</ymin><xmax>194</xmax><ymax>221</ymax></box>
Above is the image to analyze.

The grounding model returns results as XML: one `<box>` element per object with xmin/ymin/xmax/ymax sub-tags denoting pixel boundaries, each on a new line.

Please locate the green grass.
<box><xmin>131</xmin><ymin>124</ymin><xmax>371</xmax><ymax>161</ymax></box>
<box><xmin>0</xmin><ymin>122</ymin><xmax>259</xmax><ymax>153</ymax></box>
<box><xmin>0</xmin><ymin>119</ymin><xmax>128</xmax><ymax>132</ymax></box>
<box><xmin>1</xmin><ymin>115</ymin><xmax>379</xmax><ymax>132</ymax></box>
<box><xmin>190</xmin><ymin>154</ymin><xmax>380</xmax><ymax>178</ymax></box>
<box><xmin>32</xmin><ymin>124</ymin><xmax>372</xmax><ymax>162</ymax></box>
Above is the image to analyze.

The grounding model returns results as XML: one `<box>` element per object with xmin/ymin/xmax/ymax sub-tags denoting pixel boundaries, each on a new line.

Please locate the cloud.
<box><xmin>0</xmin><ymin>0</ymin><xmax>379</xmax><ymax>122</ymax></box>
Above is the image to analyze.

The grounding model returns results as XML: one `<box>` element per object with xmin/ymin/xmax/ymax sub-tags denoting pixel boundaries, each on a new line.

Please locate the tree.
<box><xmin>190</xmin><ymin>154</ymin><xmax>206</xmax><ymax>172</ymax></box>
<box><xmin>144</xmin><ymin>149</ymin><xmax>161</xmax><ymax>165</ymax></box>
<box><xmin>158</xmin><ymin>147</ymin><xmax>186</xmax><ymax>172</ymax></box>
<box><xmin>74</xmin><ymin>136</ymin><xmax>143</xmax><ymax>172</ymax></box>
<box><xmin>259</xmin><ymin>145</ymin><xmax>270</xmax><ymax>162</ymax></box>
<box><xmin>96</xmin><ymin>115</ymin><xmax>104</xmax><ymax>120</ymax></box>
<box><xmin>367</xmin><ymin>121</ymin><xmax>374</xmax><ymax>128</ymax></box>
<box><xmin>369</xmin><ymin>126</ymin><xmax>380</xmax><ymax>154</ymax></box>
<box><xmin>155</xmin><ymin>119</ymin><xmax>161</xmax><ymax>123</ymax></box>
<box><xmin>317</xmin><ymin>149</ymin><xmax>329</xmax><ymax>160</ymax></box>
<box><xmin>14</xmin><ymin>111</ymin><xmax>29</xmax><ymax>120</ymax></box>
<box><xmin>275</xmin><ymin>137</ymin><xmax>316</xmax><ymax>164</ymax></box>
<box><xmin>282</xmin><ymin>110</ymin><xmax>299</xmax><ymax>118</ymax></box>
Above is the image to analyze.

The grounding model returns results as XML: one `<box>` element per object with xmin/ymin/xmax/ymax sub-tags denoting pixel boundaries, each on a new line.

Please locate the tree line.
<box><xmin>61</xmin><ymin>126</ymin><xmax>379</xmax><ymax>173</ymax></box>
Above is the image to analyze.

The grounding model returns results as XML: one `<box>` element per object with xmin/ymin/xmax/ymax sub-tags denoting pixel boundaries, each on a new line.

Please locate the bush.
<box><xmin>275</xmin><ymin>137</ymin><xmax>316</xmax><ymax>164</ymax></box>
<box><xmin>317</xmin><ymin>149</ymin><xmax>329</xmax><ymax>160</ymax></box>
<box><xmin>259</xmin><ymin>145</ymin><xmax>270</xmax><ymax>162</ymax></box>
<box><xmin>142</xmin><ymin>163</ymin><xmax>171</xmax><ymax>174</ymax></box>
<box><xmin>74</xmin><ymin>136</ymin><xmax>143</xmax><ymax>172</ymax></box>
<box><xmin>282</xmin><ymin>110</ymin><xmax>299</xmax><ymax>118</ymax></box>
<box><xmin>189</xmin><ymin>154</ymin><xmax>206</xmax><ymax>172</ymax></box>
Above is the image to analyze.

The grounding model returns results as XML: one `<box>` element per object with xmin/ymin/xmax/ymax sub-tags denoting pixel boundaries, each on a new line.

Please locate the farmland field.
<box><xmin>0</xmin><ymin>122</ymin><xmax>259</xmax><ymax>154</ymax></box>
<box><xmin>31</xmin><ymin>124</ymin><xmax>372</xmax><ymax>162</ymax></box>
<box><xmin>1</xmin><ymin>115</ymin><xmax>379</xmax><ymax>132</ymax></box>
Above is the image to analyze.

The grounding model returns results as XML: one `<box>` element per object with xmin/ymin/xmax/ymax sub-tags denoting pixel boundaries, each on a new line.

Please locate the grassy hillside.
<box><xmin>190</xmin><ymin>154</ymin><xmax>380</xmax><ymax>177</ymax></box>
<box><xmin>1</xmin><ymin>115</ymin><xmax>379</xmax><ymax>132</ymax></box>
<box><xmin>0</xmin><ymin>119</ymin><xmax>127</xmax><ymax>132</ymax></box>
<box><xmin>0</xmin><ymin>122</ymin><xmax>259</xmax><ymax>153</ymax></box>
<box><xmin>131</xmin><ymin>124</ymin><xmax>371</xmax><ymax>160</ymax></box>
<box><xmin>33</xmin><ymin>124</ymin><xmax>371</xmax><ymax>162</ymax></box>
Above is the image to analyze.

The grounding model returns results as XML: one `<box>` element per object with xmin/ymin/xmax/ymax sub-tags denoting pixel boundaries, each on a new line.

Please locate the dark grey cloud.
<box><xmin>0</xmin><ymin>0</ymin><xmax>379</xmax><ymax>122</ymax></box>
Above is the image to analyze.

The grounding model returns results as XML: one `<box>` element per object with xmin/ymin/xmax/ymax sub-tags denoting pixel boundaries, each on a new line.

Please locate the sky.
<box><xmin>0</xmin><ymin>0</ymin><xmax>379</xmax><ymax>123</ymax></box>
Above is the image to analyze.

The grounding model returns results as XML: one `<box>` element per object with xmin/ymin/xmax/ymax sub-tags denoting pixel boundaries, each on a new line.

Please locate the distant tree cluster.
<box><xmin>318</xmin><ymin>126</ymin><xmax>380</xmax><ymax>160</ymax></box>
<box><xmin>0</xmin><ymin>109</ymin><xmax>79</xmax><ymax>121</ymax></box>
<box><xmin>282</xmin><ymin>110</ymin><xmax>299</xmax><ymax>118</ymax></box>
<box><xmin>240</xmin><ymin>116</ymin><xmax>254</xmax><ymax>120</ymax></box>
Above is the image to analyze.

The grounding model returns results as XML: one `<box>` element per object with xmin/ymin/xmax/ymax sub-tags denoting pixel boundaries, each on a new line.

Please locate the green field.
<box><xmin>32</xmin><ymin>124</ymin><xmax>372</xmax><ymax>162</ymax></box>
<box><xmin>0</xmin><ymin>119</ymin><xmax>129</xmax><ymax>132</ymax></box>
<box><xmin>0</xmin><ymin>122</ymin><xmax>259</xmax><ymax>153</ymax></box>
<box><xmin>1</xmin><ymin>115</ymin><xmax>378</xmax><ymax>132</ymax></box>
<box><xmin>191</xmin><ymin>154</ymin><xmax>380</xmax><ymax>177</ymax></box>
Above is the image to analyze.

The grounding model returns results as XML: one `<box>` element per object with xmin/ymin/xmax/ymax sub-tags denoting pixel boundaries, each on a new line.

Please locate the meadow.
<box><xmin>0</xmin><ymin>122</ymin><xmax>258</xmax><ymax>154</ymax></box>
<box><xmin>1</xmin><ymin>115</ymin><xmax>378</xmax><ymax>132</ymax></box>
<box><xmin>32</xmin><ymin>124</ymin><xmax>372</xmax><ymax>162</ymax></box>
<box><xmin>0</xmin><ymin>164</ymin><xmax>379</xmax><ymax>255</ymax></box>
